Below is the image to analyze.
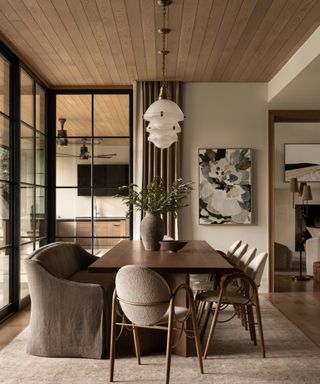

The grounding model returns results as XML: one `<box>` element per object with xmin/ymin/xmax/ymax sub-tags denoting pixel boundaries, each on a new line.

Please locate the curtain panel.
<box><xmin>133</xmin><ymin>81</ymin><xmax>183</xmax><ymax>240</ymax></box>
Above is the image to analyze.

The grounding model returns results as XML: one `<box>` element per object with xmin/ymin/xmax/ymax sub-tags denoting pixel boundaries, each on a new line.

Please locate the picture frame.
<box><xmin>284</xmin><ymin>143</ymin><xmax>320</xmax><ymax>182</ymax></box>
<box><xmin>199</xmin><ymin>148</ymin><xmax>252</xmax><ymax>225</ymax></box>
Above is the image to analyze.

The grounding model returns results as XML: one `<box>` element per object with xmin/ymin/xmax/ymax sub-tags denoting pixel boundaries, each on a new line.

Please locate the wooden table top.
<box><xmin>89</xmin><ymin>240</ymin><xmax>234</xmax><ymax>274</ymax></box>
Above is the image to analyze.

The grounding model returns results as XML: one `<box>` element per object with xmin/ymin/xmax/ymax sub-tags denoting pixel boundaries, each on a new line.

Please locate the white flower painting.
<box><xmin>199</xmin><ymin>148</ymin><xmax>252</xmax><ymax>224</ymax></box>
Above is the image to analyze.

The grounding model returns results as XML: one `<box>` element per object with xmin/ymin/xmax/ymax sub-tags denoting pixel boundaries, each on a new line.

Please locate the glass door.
<box><xmin>55</xmin><ymin>92</ymin><xmax>131</xmax><ymax>255</ymax></box>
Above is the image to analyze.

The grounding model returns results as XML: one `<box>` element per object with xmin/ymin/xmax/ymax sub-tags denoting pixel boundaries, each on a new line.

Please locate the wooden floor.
<box><xmin>266</xmin><ymin>275</ymin><xmax>320</xmax><ymax>348</ymax></box>
<box><xmin>0</xmin><ymin>307</ymin><xmax>30</xmax><ymax>351</ymax></box>
<box><xmin>1</xmin><ymin>277</ymin><xmax>320</xmax><ymax>352</ymax></box>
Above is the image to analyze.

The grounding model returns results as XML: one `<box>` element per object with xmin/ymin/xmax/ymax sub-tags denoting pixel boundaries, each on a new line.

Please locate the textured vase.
<box><xmin>140</xmin><ymin>212</ymin><xmax>165</xmax><ymax>251</ymax></box>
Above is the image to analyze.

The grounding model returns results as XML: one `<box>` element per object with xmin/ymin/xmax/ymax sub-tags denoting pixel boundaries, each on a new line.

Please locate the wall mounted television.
<box><xmin>77</xmin><ymin>164</ymin><xmax>129</xmax><ymax>196</ymax></box>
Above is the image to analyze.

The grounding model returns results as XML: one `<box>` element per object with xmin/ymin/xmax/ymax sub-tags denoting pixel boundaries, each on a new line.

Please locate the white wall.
<box><xmin>56</xmin><ymin>144</ymin><xmax>129</xmax><ymax>219</ymax></box>
<box><xmin>180</xmin><ymin>83</ymin><xmax>269</xmax><ymax>291</ymax></box>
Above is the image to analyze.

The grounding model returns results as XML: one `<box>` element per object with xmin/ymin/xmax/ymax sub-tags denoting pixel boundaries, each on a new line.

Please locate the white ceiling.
<box><xmin>268</xmin><ymin>54</ymin><xmax>320</xmax><ymax>108</ymax></box>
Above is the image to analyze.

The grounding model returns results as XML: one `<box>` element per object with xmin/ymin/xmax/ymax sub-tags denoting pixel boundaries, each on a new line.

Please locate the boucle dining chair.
<box><xmin>109</xmin><ymin>265</ymin><xmax>204</xmax><ymax>384</ymax></box>
<box><xmin>198</xmin><ymin>252</ymin><xmax>268</xmax><ymax>359</ymax></box>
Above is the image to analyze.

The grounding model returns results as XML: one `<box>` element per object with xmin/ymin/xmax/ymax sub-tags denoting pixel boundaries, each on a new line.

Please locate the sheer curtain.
<box><xmin>133</xmin><ymin>81</ymin><xmax>183</xmax><ymax>240</ymax></box>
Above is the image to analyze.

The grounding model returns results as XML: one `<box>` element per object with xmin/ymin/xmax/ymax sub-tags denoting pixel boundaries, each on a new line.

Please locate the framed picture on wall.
<box><xmin>199</xmin><ymin>148</ymin><xmax>252</xmax><ymax>225</ymax></box>
<box><xmin>284</xmin><ymin>143</ymin><xmax>320</xmax><ymax>182</ymax></box>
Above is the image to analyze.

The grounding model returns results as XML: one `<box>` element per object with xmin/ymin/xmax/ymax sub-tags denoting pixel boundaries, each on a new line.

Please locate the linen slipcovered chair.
<box><xmin>199</xmin><ymin>252</ymin><xmax>268</xmax><ymax>359</ymax></box>
<box><xmin>25</xmin><ymin>242</ymin><xmax>115</xmax><ymax>359</ymax></box>
<box><xmin>109</xmin><ymin>265</ymin><xmax>204</xmax><ymax>384</ymax></box>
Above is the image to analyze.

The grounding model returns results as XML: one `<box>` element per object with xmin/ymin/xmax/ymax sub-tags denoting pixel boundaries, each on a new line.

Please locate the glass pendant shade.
<box><xmin>144</xmin><ymin>98</ymin><xmax>184</xmax><ymax>149</ymax></box>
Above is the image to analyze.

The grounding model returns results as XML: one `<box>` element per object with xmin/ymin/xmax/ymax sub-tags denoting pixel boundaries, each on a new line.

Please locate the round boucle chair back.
<box><xmin>115</xmin><ymin>265</ymin><xmax>171</xmax><ymax>326</ymax></box>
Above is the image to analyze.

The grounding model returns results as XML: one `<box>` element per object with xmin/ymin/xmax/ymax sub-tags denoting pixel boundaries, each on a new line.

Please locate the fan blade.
<box><xmin>94</xmin><ymin>153</ymin><xmax>117</xmax><ymax>158</ymax></box>
<box><xmin>56</xmin><ymin>153</ymin><xmax>79</xmax><ymax>157</ymax></box>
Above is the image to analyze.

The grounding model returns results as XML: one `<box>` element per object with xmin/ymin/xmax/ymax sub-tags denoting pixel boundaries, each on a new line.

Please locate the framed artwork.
<box><xmin>284</xmin><ymin>143</ymin><xmax>320</xmax><ymax>182</ymax></box>
<box><xmin>199</xmin><ymin>148</ymin><xmax>251</xmax><ymax>225</ymax></box>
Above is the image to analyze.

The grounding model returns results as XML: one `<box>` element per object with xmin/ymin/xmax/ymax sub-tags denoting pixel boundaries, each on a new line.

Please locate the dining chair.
<box><xmin>228</xmin><ymin>243</ymin><xmax>249</xmax><ymax>266</ymax></box>
<box><xmin>190</xmin><ymin>240</ymin><xmax>244</xmax><ymax>341</ymax></box>
<box><xmin>225</xmin><ymin>239</ymin><xmax>242</xmax><ymax>259</ymax></box>
<box><xmin>198</xmin><ymin>252</ymin><xmax>268</xmax><ymax>359</ymax></box>
<box><xmin>190</xmin><ymin>239</ymin><xmax>243</xmax><ymax>294</ymax></box>
<box><xmin>238</xmin><ymin>247</ymin><xmax>257</xmax><ymax>271</ymax></box>
<box><xmin>109</xmin><ymin>265</ymin><xmax>204</xmax><ymax>384</ymax></box>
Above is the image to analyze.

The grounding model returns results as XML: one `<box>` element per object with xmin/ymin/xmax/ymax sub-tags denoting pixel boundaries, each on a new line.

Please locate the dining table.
<box><xmin>89</xmin><ymin>239</ymin><xmax>234</xmax><ymax>357</ymax></box>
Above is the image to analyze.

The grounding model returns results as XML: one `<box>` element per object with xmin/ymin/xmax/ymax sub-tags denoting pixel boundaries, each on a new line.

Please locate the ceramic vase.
<box><xmin>140</xmin><ymin>212</ymin><xmax>165</xmax><ymax>251</ymax></box>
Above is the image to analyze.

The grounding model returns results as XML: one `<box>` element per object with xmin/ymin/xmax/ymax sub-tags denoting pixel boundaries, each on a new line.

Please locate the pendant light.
<box><xmin>80</xmin><ymin>142</ymin><xmax>90</xmax><ymax>160</ymax></box>
<box><xmin>143</xmin><ymin>0</ymin><xmax>184</xmax><ymax>149</ymax></box>
<box><xmin>56</xmin><ymin>118</ymin><xmax>68</xmax><ymax>146</ymax></box>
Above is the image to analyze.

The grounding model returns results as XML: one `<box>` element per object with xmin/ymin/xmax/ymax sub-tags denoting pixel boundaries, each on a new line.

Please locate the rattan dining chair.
<box><xmin>109</xmin><ymin>265</ymin><xmax>204</xmax><ymax>384</ymax></box>
<box><xmin>198</xmin><ymin>252</ymin><xmax>268</xmax><ymax>359</ymax></box>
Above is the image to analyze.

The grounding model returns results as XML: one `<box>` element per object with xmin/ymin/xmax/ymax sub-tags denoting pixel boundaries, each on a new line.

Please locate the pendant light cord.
<box><xmin>161</xmin><ymin>3</ymin><xmax>167</xmax><ymax>89</ymax></box>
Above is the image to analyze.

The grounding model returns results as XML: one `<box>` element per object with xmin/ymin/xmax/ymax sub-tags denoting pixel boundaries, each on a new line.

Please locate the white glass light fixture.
<box><xmin>143</xmin><ymin>0</ymin><xmax>184</xmax><ymax>149</ymax></box>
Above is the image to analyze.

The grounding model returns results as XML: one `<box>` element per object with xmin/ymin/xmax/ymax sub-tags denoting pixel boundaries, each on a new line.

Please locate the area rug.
<box><xmin>1</xmin><ymin>297</ymin><xmax>320</xmax><ymax>384</ymax></box>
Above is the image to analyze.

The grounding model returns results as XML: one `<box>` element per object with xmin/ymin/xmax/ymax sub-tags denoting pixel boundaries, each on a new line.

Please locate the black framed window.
<box><xmin>19</xmin><ymin>68</ymin><xmax>47</xmax><ymax>301</ymax></box>
<box><xmin>54</xmin><ymin>91</ymin><xmax>132</xmax><ymax>254</ymax></box>
<box><xmin>0</xmin><ymin>53</ymin><xmax>11</xmax><ymax>313</ymax></box>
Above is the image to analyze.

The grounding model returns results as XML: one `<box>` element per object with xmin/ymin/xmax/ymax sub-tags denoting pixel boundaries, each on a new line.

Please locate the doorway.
<box><xmin>268</xmin><ymin>111</ymin><xmax>320</xmax><ymax>292</ymax></box>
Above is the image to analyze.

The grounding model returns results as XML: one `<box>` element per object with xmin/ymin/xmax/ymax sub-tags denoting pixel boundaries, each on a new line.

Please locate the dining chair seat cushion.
<box><xmin>191</xmin><ymin>280</ymin><xmax>215</xmax><ymax>292</ymax></box>
<box><xmin>197</xmin><ymin>290</ymin><xmax>249</xmax><ymax>305</ymax></box>
<box><xmin>156</xmin><ymin>306</ymin><xmax>189</xmax><ymax>324</ymax></box>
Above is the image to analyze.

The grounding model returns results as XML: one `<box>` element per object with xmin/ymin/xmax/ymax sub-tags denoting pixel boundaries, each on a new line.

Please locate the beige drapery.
<box><xmin>133</xmin><ymin>81</ymin><xmax>183</xmax><ymax>240</ymax></box>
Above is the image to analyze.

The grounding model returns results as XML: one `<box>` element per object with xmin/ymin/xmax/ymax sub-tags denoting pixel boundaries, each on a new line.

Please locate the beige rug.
<box><xmin>1</xmin><ymin>297</ymin><xmax>320</xmax><ymax>383</ymax></box>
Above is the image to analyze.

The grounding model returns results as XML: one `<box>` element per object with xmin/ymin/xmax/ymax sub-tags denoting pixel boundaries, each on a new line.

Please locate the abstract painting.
<box><xmin>199</xmin><ymin>148</ymin><xmax>251</xmax><ymax>225</ymax></box>
<box><xmin>285</xmin><ymin>144</ymin><xmax>320</xmax><ymax>182</ymax></box>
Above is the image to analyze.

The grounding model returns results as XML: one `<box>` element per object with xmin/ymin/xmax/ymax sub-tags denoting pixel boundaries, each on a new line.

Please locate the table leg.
<box><xmin>164</xmin><ymin>273</ymin><xmax>190</xmax><ymax>357</ymax></box>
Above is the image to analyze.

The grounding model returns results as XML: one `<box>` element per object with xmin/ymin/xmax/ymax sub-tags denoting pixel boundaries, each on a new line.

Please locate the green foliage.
<box><xmin>116</xmin><ymin>177</ymin><xmax>193</xmax><ymax>216</ymax></box>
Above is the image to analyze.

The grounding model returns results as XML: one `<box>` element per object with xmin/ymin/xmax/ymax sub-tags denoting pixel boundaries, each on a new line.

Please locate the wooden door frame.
<box><xmin>268</xmin><ymin>110</ymin><xmax>320</xmax><ymax>292</ymax></box>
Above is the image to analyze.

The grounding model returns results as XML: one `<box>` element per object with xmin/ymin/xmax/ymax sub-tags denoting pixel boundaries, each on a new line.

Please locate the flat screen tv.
<box><xmin>77</xmin><ymin>164</ymin><xmax>129</xmax><ymax>196</ymax></box>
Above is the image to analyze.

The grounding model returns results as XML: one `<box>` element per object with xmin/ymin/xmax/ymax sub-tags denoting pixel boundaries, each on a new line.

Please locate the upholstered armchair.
<box><xmin>25</xmin><ymin>242</ymin><xmax>115</xmax><ymax>359</ymax></box>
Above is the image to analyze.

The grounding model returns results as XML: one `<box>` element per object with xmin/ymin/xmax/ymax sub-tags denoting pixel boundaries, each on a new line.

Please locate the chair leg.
<box><xmin>197</xmin><ymin>300</ymin><xmax>206</xmax><ymax>324</ymax></box>
<box><xmin>246</xmin><ymin>304</ymin><xmax>257</xmax><ymax>345</ymax></box>
<box><xmin>254</xmin><ymin>292</ymin><xmax>266</xmax><ymax>358</ymax></box>
<box><xmin>200</xmin><ymin>301</ymin><xmax>213</xmax><ymax>342</ymax></box>
<box><xmin>132</xmin><ymin>327</ymin><xmax>141</xmax><ymax>365</ymax></box>
<box><xmin>109</xmin><ymin>291</ymin><xmax>118</xmax><ymax>382</ymax></box>
<box><xmin>203</xmin><ymin>300</ymin><xmax>221</xmax><ymax>359</ymax></box>
<box><xmin>165</xmin><ymin>302</ymin><xmax>174</xmax><ymax>384</ymax></box>
<box><xmin>190</xmin><ymin>296</ymin><xmax>204</xmax><ymax>374</ymax></box>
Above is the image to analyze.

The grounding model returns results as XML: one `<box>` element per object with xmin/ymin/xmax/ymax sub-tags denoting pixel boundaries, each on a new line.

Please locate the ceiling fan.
<box><xmin>57</xmin><ymin>140</ymin><xmax>117</xmax><ymax>160</ymax></box>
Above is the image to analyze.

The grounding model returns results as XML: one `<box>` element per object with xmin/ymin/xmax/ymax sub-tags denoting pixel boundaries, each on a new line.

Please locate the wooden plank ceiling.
<box><xmin>56</xmin><ymin>94</ymin><xmax>129</xmax><ymax>136</ymax></box>
<box><xmin>0</xmin><ymin>0</ymin><xmax>320</xmax><ymax>86</ymax></box>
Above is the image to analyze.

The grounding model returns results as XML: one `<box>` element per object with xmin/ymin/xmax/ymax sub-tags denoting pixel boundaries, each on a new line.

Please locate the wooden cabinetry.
<box><xmin>76</xmin><ymin>218</ymin><xmax>129</xmax><ymax>246</ymax></box>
